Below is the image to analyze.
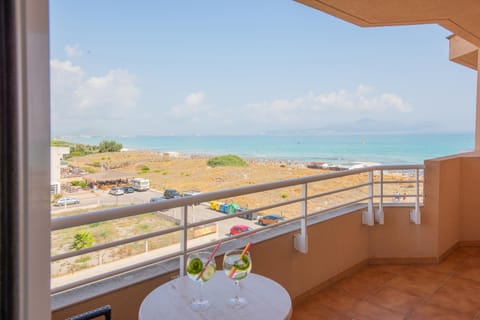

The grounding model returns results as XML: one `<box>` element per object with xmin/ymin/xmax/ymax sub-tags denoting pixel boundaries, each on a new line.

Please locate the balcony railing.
<box><xmin>50</xmin><ymin>164</ymin><xmax>424</xmax><ymax>294</ymax></box>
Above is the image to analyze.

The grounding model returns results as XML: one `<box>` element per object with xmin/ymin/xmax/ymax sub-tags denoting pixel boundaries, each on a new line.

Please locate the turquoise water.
<box><xmin>60</xmin><ymin>133</ymin><xmax>474</xmax><ymax>165</ymax></box>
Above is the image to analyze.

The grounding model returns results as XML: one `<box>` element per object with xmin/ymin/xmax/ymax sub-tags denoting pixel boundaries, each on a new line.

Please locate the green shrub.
<box><xmin>51</xmin><ymin>139</ymin><xmax>72</xmax><ymax>147</ymax></box>
<box><xmin>71</xmin><ymin>180</ymin><xmax>87</xmax><ymax>188</ymax></box>
<box><xmin>281</xmin><ymin>193</ymin><xmax>289</xmax><ymax>199</ymax></box>
<box><xmin>72</xmin><ymin>231</ymin><xmax>94</xmax><ymax>250</ymax></box>
<box><xmin>207</xmin><ymin>155</ymin><xmax>247</xmax><ymax>167</ymax></box>
<box><xmin>98</xmin><ymin>140</ymin><xmax>123</xmax><ymax>153</ymax></box>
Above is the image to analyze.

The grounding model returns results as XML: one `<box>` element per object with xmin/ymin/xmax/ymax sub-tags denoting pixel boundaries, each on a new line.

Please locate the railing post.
<box><xmin>294</xmin><ymin>183</ymin><xmax>308</xmax><ymax>253</ymax></box>
<box><xmin>375</xmin><ymin>170</ymin><xmax>384</xmax><ymax>224</ymax></box>
<box><xmin>363</xmin><ymin>170</ymin><xmax>374</xmax><ymax>225</ymax></box>
<box><xmin>410</xmin><ymin>169</ymin><xmax>421</xmax><ymax>224</ymax></box>
<box><xmin>179</xmin><ymin>205</ymin><xmax>188</xmax><ymax>276</ymax></box>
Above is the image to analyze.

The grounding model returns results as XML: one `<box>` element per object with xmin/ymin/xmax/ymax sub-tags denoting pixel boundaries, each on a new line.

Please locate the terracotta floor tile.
<box><xmin>309</xmin><ymin>286</ymin><xmax>359</xmax><ymax>314</ymax></box>
<box><xmin>333</xmin><ymin>276</ymin><xmax>382</xmax><ymax>297</ymax></box>
<box><xmin>384</xmin><ymin>270</ymin><xmax>449</xmax><ymax>297</ymax></box>
<box><xmin>408</xmin><ymin>303</ymin><xmax>472</xmax><ymax>320</ymax></box>
<box><xmin>400</xmin><ymin>265</ymin><xmax>448</xmax><ymax>278</ymax></box>
<box><xmin>292</xmin><ymin>304</ymin><xmax>348</xmax><ymax>320</ymax></box>
<box><xmin>353</xmin><ymin>267</ymin><xmax>397</xmax><ymax>286</ymax></box>
<box><xmin>347</xmin><ymin>300</ymin><xmax>405</xmax><ymax>320</ymax></box>
<box><xmin>366</xmin><ymin>286</ymin><xmax>422</xmax><ymax>315</ymax></box>
<box><xmin>446</xmin><ymin>275</ymin><xmax>480</xmax><ymax>292</ymax></box>
<box><xmin>455</xmin><ymin>257</ymin><xmax>480</xmax><ymax>283</ymax></box>
<box><xmin>427</xmin><ymin>277</ymin><xmax>480</xmax><ymax>317</ymax></box>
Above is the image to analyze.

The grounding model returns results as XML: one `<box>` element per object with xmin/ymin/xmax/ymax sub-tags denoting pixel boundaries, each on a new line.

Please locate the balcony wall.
<box><xmin>460</xmin><ymin>155</ymin><xmax>480</xmax><ymax>243</ymax></box>
<box><xmin>424</xmin><ymin>153</ymin><xmax>480</xmax><ymax>255</ymax></box>
<box><xmin>368</xmin><ymin>206</ymin><xmax>438</xmax><ymax>263</ymax></box>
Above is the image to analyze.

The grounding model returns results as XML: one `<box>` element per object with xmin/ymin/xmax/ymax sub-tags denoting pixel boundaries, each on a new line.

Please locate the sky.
<box><xmin>50</xmin><ymin>0</ymin><xmax>477</xmax><ymax>136</ymax></box>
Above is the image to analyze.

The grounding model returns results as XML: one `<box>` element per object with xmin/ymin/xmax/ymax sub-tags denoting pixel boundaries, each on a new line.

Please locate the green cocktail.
<box><xmin>223</xmin><ymin>250</ymin><xmax>252</xmax><ymax>308</ymax></box>
<box><xmin>186</xmin><ymin>252</ymin><xmax>216</xmax><ymax>311</ymax></box>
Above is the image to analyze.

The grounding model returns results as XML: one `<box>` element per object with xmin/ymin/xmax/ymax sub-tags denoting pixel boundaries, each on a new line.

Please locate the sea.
<box><xmin>59</xmin><ymin>133</ymin><xmax>474</xmax><ymax>167</ymax></box>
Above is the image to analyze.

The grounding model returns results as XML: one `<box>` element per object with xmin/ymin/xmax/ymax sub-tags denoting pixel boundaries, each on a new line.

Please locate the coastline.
<box><xmin>57</xmin><ymin>133</ymin><xmax>473</xmax><ymax>166</ymax></box>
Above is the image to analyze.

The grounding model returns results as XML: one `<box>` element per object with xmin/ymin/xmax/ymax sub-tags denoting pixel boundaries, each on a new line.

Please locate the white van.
<box><xmin>131</xmin><ymin>178</ymin><xmax>150</xmax><ymax>191</ymax></box>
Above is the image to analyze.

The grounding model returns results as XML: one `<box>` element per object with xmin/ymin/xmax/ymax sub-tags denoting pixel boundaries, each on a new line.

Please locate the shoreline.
<box><xmin>120</xmin><ymin>148</ymin><xmax>387</xmax><ymax>170</ymax></box>
<box><xmin>54</xmin><ymin>133</ymin><xmax>471</xmax><ymax>165</ymax></box>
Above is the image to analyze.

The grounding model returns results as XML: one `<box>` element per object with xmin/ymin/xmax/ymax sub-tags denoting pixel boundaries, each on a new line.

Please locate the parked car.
<box><xmin>109</xmin><ymin>187</ymin><xmax>125</xmax><ymax>196</ymax></box>
<box><xmin>164</xmin><ymin>189</ymin><xmax>181</xmax><ymax>199</ymax></box>
<box><xmin>182</xmin><ymin>190</ymin><xmax>201</xmax><ymax>197</ymax></box>
<box><xmin>54</xmin><ymin>197</ymin><xmax>80</xmax><ymax>206</ymax></box>
<box><xmin>229</xmin><ymin>225</ymin><xmax>253</xmax><ymax>236</ymax></box>
<box><xmin>122</xmin><ymin>186</ymin><xmax>135</xmax><ymax>193</ymax></box>
<box><xmin>258</xmin><ymin>215</ymin><xmax>285</xmax><ymax>226</ymax></box>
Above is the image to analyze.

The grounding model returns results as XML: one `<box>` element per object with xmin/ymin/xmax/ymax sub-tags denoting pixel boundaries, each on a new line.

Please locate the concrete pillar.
<box><xmin>476</xmin><ymin>49</ymin><xmax>480</xmax><ymax>151</ymax></box>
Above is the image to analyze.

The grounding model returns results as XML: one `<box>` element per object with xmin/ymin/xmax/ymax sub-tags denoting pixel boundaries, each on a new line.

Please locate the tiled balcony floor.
<box><xmin>293</xmin><ymin>247</ymin><xmax>480</xmax><ymax>319</ymax></box>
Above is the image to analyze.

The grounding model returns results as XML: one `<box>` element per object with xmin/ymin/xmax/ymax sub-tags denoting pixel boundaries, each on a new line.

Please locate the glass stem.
<box><xmin>234</xmin><ymin>280</ymin><xmax>241</xmax><ymax>301</ymax></box>
<box><xmin>199</xmin><ymin>281</ymin><xmax>204</xmax><ymax>302</ymax></box>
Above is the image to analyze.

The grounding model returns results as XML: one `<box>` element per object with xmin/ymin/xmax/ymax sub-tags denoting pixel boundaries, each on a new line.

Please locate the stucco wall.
<box><xmin>368</xmin><ymin>206</ymin><xmax>437</xmax><ymax>261</ymax></box>
<box><xmin>436</xmin><ymin>157</ymin><xmax>461</xmax><ymax>255</ymax></box>
<box><xmin>252</xmin><ymin>211</ymin><xmax>369</xmax><ymax>299</ymax></box>
<box><xmin>460</xmin><ymin>156</ymin><xmax>480</xmax><ymax>241</ymax></box>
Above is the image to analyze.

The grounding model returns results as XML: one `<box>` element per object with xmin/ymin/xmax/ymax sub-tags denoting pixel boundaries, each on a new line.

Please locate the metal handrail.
<box><xmin>51</xmin><ymin>164</ymin><xmax>423</xmax><ymax>230</ymax></box>
<box><xmin>50</xmin><ymin>164</ymin><xmax>424</xmax><ymax>293</ymax></box>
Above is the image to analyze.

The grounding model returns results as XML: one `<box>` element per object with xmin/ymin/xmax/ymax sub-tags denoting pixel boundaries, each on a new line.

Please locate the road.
<box><xmin>51</xmin><ymin>189</ymin><xmax>261</xmax><ymax>237</ymax></box>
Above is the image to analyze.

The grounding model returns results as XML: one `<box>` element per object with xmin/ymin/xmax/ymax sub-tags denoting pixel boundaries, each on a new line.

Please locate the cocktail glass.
<box><xmin>186</xmin><ymin>252</ymin><xmax>216</xmax><ymax>311</ymax></box>
<box><xmin>223</xmin><ymin>250</ymin><xmax>252</xmax><ymax>308</ymax></box>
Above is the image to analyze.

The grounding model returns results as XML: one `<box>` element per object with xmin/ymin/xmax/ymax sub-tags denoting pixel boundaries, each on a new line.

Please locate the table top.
<box><xmin>139</xmin><ymin>273</ymin><xmax>292</xmax><ymax>320</ymax></box>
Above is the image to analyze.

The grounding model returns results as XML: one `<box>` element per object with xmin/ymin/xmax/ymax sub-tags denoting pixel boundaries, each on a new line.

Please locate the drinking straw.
<box><xmin>228</xmin><ymin>242</ymin><xmax>252</xmax><ymax>278</ymax></box>
<box><xmin>196</xmin><ymin>241</ymin><xmax>222</xmax><ymax>280</ymax></box>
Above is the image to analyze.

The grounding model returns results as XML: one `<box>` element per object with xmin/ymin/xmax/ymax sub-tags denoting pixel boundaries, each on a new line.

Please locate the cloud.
<box><xmin>50</xmin><ymin>59</ymin><xmax>140</xmax><ymax>134</ymax></box>
<box><xmin>248</xmin><ymin>85</ymin><xmax>411</xmax><ymax>116</ymax></box>
<box><xmin>185</xmin><ymin>92</ymin><xmax>205</xmax><ymax>106</ymax></box>
<box><xmin>159</xmin><ymin>85</ymin><xmax>413</xmax><ymax>134</ymax></box>
<box><xmin>170</xmin><ymin>91</ymin><xmax>212</xmax><ymax>118</ymax></box>
<box><xmin>64</xmin><ymin>44</ymin><xmax>83</xmax><ymax>58</ymax></box>
<box><xmin>75</xmin><ymin>69</ymin><xmax>140</xmax><ymax>111</ymax></box>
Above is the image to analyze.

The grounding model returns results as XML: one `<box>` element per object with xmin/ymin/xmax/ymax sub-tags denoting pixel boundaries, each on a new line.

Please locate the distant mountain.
<box><xmin>265</xmin><ymin>118</ymin><xmax>446</xmax><ymax>135</ymax></box>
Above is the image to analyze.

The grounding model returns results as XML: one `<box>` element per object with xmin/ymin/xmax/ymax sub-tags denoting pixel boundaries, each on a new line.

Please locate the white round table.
<box><xmin>139</xmin><ymin>273</ymin><xmax>292</xmax><ymax>320</ymax></box>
